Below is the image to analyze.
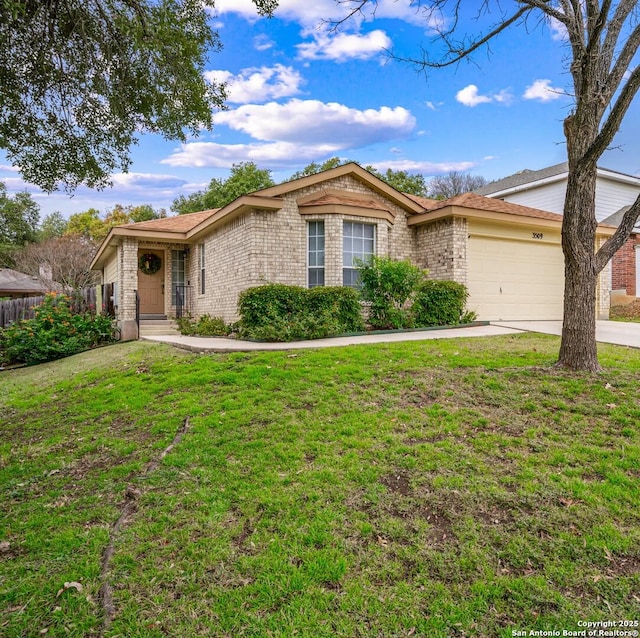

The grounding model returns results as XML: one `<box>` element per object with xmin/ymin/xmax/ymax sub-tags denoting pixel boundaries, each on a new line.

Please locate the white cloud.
<box><xmin>368</xmin><ymin>159</ymin><xmax>476</xmax><ymax>174</ymax></box>
<box><xmin>523</xmin><ymin>79</ymin><xmax>564</xmax><ymax>102</ymax></box>
<box><xmin>162</xmin><ymin>100</ymin><xmax>416</xmax><ymax>169</ymax></box>
<box><xmin>204</xmin><ymin>65</ymin><xmax>304</xmax><ymax>104</ymax></box>
<box><xmin>213</xmin><ymin>99</ymin><xmax>415</xmax><ymax>146</ymax></box>
<box><xmin>214</xmin><ymin>0</ymin><xmax>438</xmax><ymax>28</ymax></box>
<box><xmin>253</xmin><ymin>34</ymin><xmax>274</xmax><ymax>51</ymax></box>
<box><xmin>493</xmin><ymin>89</ymin><xmax>514</xmax><ymax>105</ymax></box>
<box><xmin>161</xmin><ymin>141</ymin><xmax>343</xmax><ymax>169</ymax></box>
<box><xmin>0</xmin><ymin>164</ymin><xmax>20</xmax><ymax>173</ymax></box>
<box><xmin>548</xmin><ymin>15</ymin><xmax>567</xmax><ymax>41</ymax></box>
<box><xmin>109</xmin><ymin>172</ymin><xmax>187</xmax><ymax>192</ymax></box>
<box><xmin>456</xmin><ymin>84</ymin><xmax>513</xmax><ymax>107</ymax></box>
<box><xmin>297</xmin><ymin>29</ymin><xmax>392</xmax><ymax>62</ymax></box>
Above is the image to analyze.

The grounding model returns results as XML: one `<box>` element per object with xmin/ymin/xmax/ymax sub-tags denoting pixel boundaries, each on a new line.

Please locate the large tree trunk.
<box><xmin>557</xmin><ymin>160</ymin><xmax>601</xmax><ymax>372</ymax></box>
<box><xmin>557</xmin><ymin>256</ymin><xmax>600</xmax><ymax>372</ymax></box>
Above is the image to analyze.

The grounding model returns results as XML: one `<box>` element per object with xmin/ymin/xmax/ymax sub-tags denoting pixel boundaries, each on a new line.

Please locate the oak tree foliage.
<box><xmin>172</xmin><ymin>162</ymin><xmax>276</xmax><ymax>214</ymax></box>
<box><xmin>0</xmin><ymin>0</ymin><xmax>275</xmax><ymax>192</ymax></box>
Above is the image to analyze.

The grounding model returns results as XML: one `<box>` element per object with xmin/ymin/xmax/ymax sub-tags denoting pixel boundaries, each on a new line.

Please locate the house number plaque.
<box><xmin>532</xmin><ymin>232</ymin><xmax>544</xmax><ymax>239</ymax></box>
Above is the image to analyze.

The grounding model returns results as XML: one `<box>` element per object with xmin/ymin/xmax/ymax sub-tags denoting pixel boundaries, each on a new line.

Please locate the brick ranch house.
<box><xmin>477</xmin><ymin>162</ymin><xmax>640</xmax><ymax>304</ymax></box>
<box><xmin>90</xmin><ymin>163</ymin><xmax>614</xmax><ymax>340</ymax></box>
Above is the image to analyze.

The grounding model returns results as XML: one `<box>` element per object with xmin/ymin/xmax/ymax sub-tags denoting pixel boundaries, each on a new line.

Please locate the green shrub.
<box><xmin>237</xmin><ymin>283</ymin><xmax>364</xmax><ymax>341</ymax></box>
<box><xmin>177</xmin><ymin>314</ymin><xmax>231</xmax><ymax>337</ymax></box>
<box><xmin>176</xmin><ymin>316</ymin><xmax>196</xmax><ymax>335</ymax></box>
<box><xmin>195</xmin><ymin>314</ymin><xmax>230</xmax><ymax>336</ymax></box>
<box><xmin>1</xmin><ymin>292</ymin><xmax>117</xmax><ymax>365</ymax></box>
<box><xmin>411</xmin><ymin>280</ymin><xmax>474</xmax><ymax>327</ymax></box>
<box><xmin>357</xmin><ymin>256</ymin><xmax>426</xmax><ymax>329</ymax></box>
<box><xmin>307</xmin><ymin>286</ymin><xmax>365</xmax><ymax>333</ymax></box>
<box><xmin>238</xmin><ymin>284</ymin><xmax>306</xmax><ymax>329</ymax></box>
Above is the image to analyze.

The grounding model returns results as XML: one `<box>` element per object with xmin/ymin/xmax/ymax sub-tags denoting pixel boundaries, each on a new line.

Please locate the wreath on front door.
<box><xmin>139</xmin><ymin>253</ymin><xmax>162</xmax><ymax>275</ymax></box>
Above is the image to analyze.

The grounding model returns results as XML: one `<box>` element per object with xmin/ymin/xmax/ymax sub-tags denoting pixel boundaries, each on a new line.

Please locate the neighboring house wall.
<box><xmin>595</xmin><ymin>180</ymin><xmax>640</xmax><ymax>221</ymax></box>
<box><xmin>612</xmin><ymin>234</ymin><xmax>639</xmax><ymax>297</ymax></box>
<box><xmin>490</xmin><ymin>173</ymin><xmax>640</xmax><ymax>222</ymax></box>
<box><xmin>499</xmin><ymin>181</ymin><xmax>567</xmax><ymax>216</ymax></box>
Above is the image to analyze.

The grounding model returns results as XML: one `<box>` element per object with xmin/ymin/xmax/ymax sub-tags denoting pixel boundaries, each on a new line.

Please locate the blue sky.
<box><xmin>2</xmin><ymin>0</ymin><xmax>640</xmax><ymax>219</ymax></box>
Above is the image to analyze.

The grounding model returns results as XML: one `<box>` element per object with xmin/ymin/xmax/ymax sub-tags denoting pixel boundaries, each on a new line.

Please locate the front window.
<box><xmin>171</xmin><ymin>250</ymin><xmax>185</xmax><ymax>305</ymax></box>
<box><xmin>343</xmin><ymin>222</ymin><xmax>375</xmax><ymax>287</ymax></box>
<box><xmin>199</xmin><ymin>243</ymin><xmax>205</xmax><ymax>295</ymax></box>
<box><xmin>308</xmin><ymin>221</ymin><xmax>325</xmax><ymax>287</ymax></box>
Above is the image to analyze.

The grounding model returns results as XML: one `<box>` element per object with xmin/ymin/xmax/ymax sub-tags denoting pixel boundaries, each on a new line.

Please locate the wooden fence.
<box><xmin>0</xmin><ymin>284</ymin><xmax>115</xmax><ymax>329</ymax></box>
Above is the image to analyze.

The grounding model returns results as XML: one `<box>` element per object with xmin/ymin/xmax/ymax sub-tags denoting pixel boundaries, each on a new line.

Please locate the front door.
<box><xmin>138</xmin><ymin>249</ymin><xmax>165</xmax><ymax>315</ymax></box>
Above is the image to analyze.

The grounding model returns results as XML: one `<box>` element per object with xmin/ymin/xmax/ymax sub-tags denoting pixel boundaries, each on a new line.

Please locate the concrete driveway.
<box><xmin>493</xmin><ymin>320</ymin><xmax>640</xmax><ymax>349</ymax></box>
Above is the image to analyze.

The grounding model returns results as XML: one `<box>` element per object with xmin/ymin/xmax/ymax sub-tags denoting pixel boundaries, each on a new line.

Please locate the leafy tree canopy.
<box><xmin>0</xmin><ymin>0</ymin><xmax>275</xmax><ymax>192</ymax></box>
<box><xmin>367</xmin><ymin>167</ymin><xmax>428</xmax><ymax>197</ymax></box>
<box><xmin>39</xmin><ymin>212</ymin><xmax>69</xmax><ymax>241</ymax></box>
<box><xmin>66</xmin><ymin>204</ymin><xmax>165</xmax><ymax>241</ymax></box>
<box><xmin>290</xmin><ymin>158</ymin><xmax>428</xmax><ymax>196</ymax></box>
<box><xmin>172</xmin><ymin>162</ymin><xmax>275</xmax><ymax>214</ymax></box>
<box><xmin>0</xmin><ymin>182</ymin><xmax>40</xmax><ymax>247</ymax></box>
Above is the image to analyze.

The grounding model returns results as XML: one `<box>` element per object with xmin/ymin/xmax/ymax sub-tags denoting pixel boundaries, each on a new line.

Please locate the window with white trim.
<box><xmin>199</xmin><ymin>243</ymin><xmax>205</xmax><ymax>295</ymax></box>
<box><xmin>171</xmin><ymin>250</ymin><xmax>185</xmax><ymax>305</ymax></box>
<box><xmin>343</xmin><ymin>221</ymin><xmax>375</xmax><ymax>287</ymax></box>
<box><xmin>308</xmin><ymin>221</ymin><xmax>325</xmax><ymax>287</ymax></box>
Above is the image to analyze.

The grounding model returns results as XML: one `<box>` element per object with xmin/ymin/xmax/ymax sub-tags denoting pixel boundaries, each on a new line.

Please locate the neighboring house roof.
<box><xmin>0</xmin><ymin>268</ymin><xmax>54</xmax><ymax>295</ymax></box>
<box><xmin>476</xmin><ymin>161</ymin><xmax>640</xmax><ymax>197</ymax></box>
<box><xmin>475</xmin><ymin>162</ymin><xmax>569</xmax><ymax>196</ymax></box>
<box><xmin>601</xmin><ymin>206</ymin><xmax>640</xmax><ymax>234</ymax></box>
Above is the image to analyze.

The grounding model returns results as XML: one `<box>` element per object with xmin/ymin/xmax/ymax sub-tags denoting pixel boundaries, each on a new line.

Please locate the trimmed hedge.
<box><xmin>237</xmin><ymin>284</ymin><xmax>364</xmax><ymax>341</ymax></box>
<box><xmin>411</xmin><ymin>280</ymin><xmax>474</xmax><ymax>326</ymax></box>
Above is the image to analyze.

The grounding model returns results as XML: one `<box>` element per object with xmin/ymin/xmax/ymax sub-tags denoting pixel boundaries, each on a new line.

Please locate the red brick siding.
<box><xmin>612</xmin><ymin>234</ymin><xmax>639</xmax><ymax>296</ymax></box>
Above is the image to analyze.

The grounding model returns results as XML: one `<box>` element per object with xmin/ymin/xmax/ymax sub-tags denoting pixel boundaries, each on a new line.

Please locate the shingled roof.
<box><xmin>475</xmin><ymin>163</ymin><xmax>569</xmax><ymax>195</ymax></box>
<box><xmin>421</xmin><ymin>191</ymin><xmax>565</xmax><ymax>222</ymax></box>
<box><xmin>119</xmin><ymin>209</ymin><xmax>220</xmax><ymax>233</ymax></box>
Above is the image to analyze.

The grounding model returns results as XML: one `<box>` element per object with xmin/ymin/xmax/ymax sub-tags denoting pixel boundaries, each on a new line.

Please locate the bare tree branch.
<box><xmin>595</xmin><ymin>195</ymin><xmax>640</xmax><ymax>271</ymax></box>
<box><xmin>586</xmin><ymin>63</ymin><xmax>640</xmax><ymax>163</ymax></box>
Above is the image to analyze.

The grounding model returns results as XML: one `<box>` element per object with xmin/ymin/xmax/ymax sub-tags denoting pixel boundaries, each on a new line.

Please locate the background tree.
<box><xmin>0</xmin><ymin>183</ymin><xmax>40</xmax><ymax>266</ymax></box>
<box><xmin>66</xmin><ymin>204</ymin><xmax>166</xmax><ymax>241</ymax></box>
<box><xmin>290</xmin><ymin>158</ymin><xmax>428</xmax><ymax>196</ymax></box>
<box><xmin>13</xmin><ymin>235</ymin><xmax>100</xmax><ymax>290</ymax></box>
<box><xmin>428</xmin><ymin>171</ymin><xmax>487</xmax><ymax>199</ymax></box>
<box><xmin>39</xmin><ymin>212</ymin><xmax>68</xmax><ymax>241</ymax></box>
<box><xmin>65</xmin><ymin>209</ymin><xmax>107</xmax><ymax>243</ymax></box>
<box><xmin>366</xmin><ymin>167</ymin><xmax>428</xmax><ymax>197</ymax></box>
<box><xmin>0</xmin><ymin>0</ymin><xmax>276</xmax><ymax>192</ymax></box>
<box><xmin>172</xmin><ymin>162</ymin><xmax>275</xmax><ymax>214</ymax></box>
<box><xmin>289</xmin><ymin>157</ymin><xmax>350</xmax><ymax>180</ymax></box>
<box><xmin>338</xmin><ymin>0</ymin><xmax>640</xmax><ymax>372</ymax></box>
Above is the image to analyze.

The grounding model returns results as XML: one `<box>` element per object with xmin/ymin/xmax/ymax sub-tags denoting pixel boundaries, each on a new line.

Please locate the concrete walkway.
<box><xmin>493</xmin><ymin>320</ymin><xmax>640</xmax><ymax>349</ymax></box>
<box><xmin>142</xmin><ymin>323</ymin><xmax>522</xmax><ymax>353</ymax></box>
<box><xmin>142</xmin><ymin>320</ymin><xmax>640</xmax><ymax>353</ymax></box>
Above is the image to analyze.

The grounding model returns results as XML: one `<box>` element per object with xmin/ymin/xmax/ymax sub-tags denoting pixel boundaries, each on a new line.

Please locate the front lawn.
<box><xmin>1</xmin><ymin>336</ymin><xmax>639</xmax><ymax>637</ymax></box>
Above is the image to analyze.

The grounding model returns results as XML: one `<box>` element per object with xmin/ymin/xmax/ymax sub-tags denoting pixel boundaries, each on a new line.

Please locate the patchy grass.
<box><xmin>1</xmin><ymin>335</ymin><xmax>639</xmax><ymax>637</ymax></box>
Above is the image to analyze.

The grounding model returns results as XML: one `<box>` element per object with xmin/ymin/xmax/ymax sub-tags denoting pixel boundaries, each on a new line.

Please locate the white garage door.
<box><xmin>467</xmin><ymin>236</ymin><xmax>564</xmax><ymax>321</ymax></box>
